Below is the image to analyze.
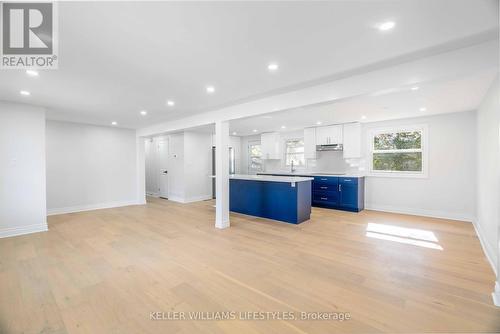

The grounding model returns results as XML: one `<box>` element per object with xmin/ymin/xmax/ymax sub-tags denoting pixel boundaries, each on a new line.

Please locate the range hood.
<box><xmin>316</xmin><ymin>144</ymin><xmax>343</xmax><ymax>151</ymax></box>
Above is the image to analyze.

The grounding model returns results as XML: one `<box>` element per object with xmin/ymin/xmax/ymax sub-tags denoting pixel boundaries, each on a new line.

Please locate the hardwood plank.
<box><xmin>0</xmin><ymin>197</ymin><xmax>498</xmax><ymax>333</ymax></box>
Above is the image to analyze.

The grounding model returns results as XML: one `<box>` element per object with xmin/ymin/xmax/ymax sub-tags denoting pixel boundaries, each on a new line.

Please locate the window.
<box><xmin>369</xmin><ymin>125</ymin><xmax>427</xmax><ymax>177</ymax></box>
<box><xmin>285</xmin><ymin>139</ymin><xmax>305</xmax><ymax>167</ymax></box>
<box><xmin>248</xmin><ymin>142</ymin><xmax>262</xmax><ymax>173</ymax></box>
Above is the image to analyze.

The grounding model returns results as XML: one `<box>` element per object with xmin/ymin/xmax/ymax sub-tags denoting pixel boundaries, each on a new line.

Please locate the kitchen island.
<box><xmin>229</xmin><ymin>174</ymin><xmax>313</xmax><ymax>224</ymax></box>
<box><xmin>257</xmin><ymin>172</ymin><xmax>365</xmax><ymax>212</ymax></box>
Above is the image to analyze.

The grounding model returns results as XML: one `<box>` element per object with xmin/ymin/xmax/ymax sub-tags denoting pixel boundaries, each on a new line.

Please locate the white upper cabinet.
<box><xmin>316</xmin><ymin>125</ymin><xmax>343</xmax><ymax>145</ymax></box>
<box><xmin>342</xmin><ymin>122</ymin><xmax>362</xmax><ymax>158</ymax></box>
<box><xmin>303</xmin><ymin>127</ymin><xmax>316</xmax><ymax>159</ymax></box>
<box><xmin>260</xmin><ymin>132</ymin><xmax>281</xmax><ymax>159</ymax></box>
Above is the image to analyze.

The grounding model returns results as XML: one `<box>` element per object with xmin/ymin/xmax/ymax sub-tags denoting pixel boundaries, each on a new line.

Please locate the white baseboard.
<box><xmin>167</xmin><ymin>194</ymin><xmax>212</xmax><ymax>204</ymax></box>
<box><xmin>364</xmin><ymin>204</ymin><xmax>474</xmax><ymax>222</ymax></box>
<box><xmin>0</xmin><ymin>223</ymin><xmax>48</xmax><ymax>239</ymax></box>
<box><xmin>47</xmin><ymin>200</ymin><xmax>142</xmax><ymax>216</ymax></box>
<box><xmin>492</xmin><ymin>282</ymin><xmax>500</xmax><ymax>307</ymax></box>
<box><xmin>146</xmin><ymin>192</ymin><xmax>160</xmax><ymax>198</ymax></box>
<box><xmin>472</xmin><ymin>219</ymin><xmax>498</xmax><ymax>276</ymax></box>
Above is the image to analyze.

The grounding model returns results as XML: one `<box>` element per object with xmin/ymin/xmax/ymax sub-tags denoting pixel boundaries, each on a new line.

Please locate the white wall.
<box><xmin>46</xmin><ymin>120</ymin><xmax>138</xmax><ymax>214</ymax></box>
<box><xmin>184</xmin><ymin>131</ymin><xmax>212</xmax><ymax>202</ymax></box>
<box><xmin>165</xmin><ymin>133</ymin><xmax>185</xmax><ymax>201</ymax></box>
<box><xmin>146</xmin><ymin>131</ymin><xmax>212</xmax><ymax>203</ymax></box>
<box><xmin>0</xmin><ymin>102</ymin><xmax>47</xmax><ymax>238</ymax></box>
<box><xmin>475</xmin><ymin>77</ymin><xmax>499</xmax><ymax>274</ymax></box>
<box><xmin>362</xmin><ymin>111</ymin><xmax>476</xmax><ymax>221</ymax></box>
<box><xmin>145</xmin><ymin>138</ymin><xmax>160</xmax><ymax>196</ymax></box>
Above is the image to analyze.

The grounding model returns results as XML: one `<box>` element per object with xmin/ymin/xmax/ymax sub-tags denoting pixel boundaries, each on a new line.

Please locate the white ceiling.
<box><xmin>0</xmin><ymin>1</ymin><xmax>498</xmax><ymax>129</ymax></box>
<box><xmin>229</xmin><ymin>70</ymin><xmax>497</xmax><ymax>136</ymax></box>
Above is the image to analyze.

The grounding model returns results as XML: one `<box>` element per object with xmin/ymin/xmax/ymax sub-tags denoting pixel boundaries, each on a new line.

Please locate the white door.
<box><xmin>158</xmin><ymin>139</ymin><xmax>169</xmax><ymax>198</ymax></box>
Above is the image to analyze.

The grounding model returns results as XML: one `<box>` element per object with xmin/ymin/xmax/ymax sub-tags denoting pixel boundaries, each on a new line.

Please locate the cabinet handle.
<box><xmin>320</xmin><ymin>178</ymin><xmax>327</xmax><ymax>181</ymax></box>
<box><xmin>321</xmin><ymin>197</ymin><xmax>328</xmax><ymax>200</ymax></box>
<box><xmin>339</xmin><ymin>184</ymin><xmax>341</xmax><ymax>191</ymax></box>
<box><xmin>320</xmin><ymin>186</ymin><xmax>327</xmax><ymax>189</ymax></box>
<box><xmin>343</xmin><ymin>179</ymin><xmax>352</xmax><ymax>182</ymax></box>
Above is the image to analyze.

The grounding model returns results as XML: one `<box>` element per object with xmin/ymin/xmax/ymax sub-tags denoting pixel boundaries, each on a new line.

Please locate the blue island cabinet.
<box><xmin>229</xmin><ymin>178</ymin><xmax>312</xmax><ymax>224</ymax></box>
<box><xmin>312</xmin><ymin>176</ymin><xmax>364</xmax><ymax>212</ymax></box>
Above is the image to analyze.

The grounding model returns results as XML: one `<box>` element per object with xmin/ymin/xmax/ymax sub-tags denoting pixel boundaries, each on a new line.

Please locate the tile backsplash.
<box><xmin>263</xmin><ymin>150</ymin><xmax>361</xmax><ymax>173</ymax></box>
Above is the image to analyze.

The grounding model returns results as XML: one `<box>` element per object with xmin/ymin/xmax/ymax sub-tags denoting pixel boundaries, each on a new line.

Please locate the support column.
<box><xmin>215</xmin><ymin>121</ymin><xmax>230</xmax><ymax>229</ymax></box>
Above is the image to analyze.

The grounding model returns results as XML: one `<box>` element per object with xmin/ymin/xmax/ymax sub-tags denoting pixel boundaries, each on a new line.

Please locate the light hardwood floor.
<box><xmin>0</xmin><ymin>197</ymin><xmax>498</xmax><ymax>334</ymax></box>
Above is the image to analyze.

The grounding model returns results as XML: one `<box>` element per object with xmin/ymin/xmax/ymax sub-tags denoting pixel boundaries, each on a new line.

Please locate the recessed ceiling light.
<box><xmin>281</xmin><ymin>125</ymin><xmax>286</xmax><ymax>129</ymax></box>
<box><xmin>206</xmin><ymin>86</ymin><xmax>215</xmax><ymax>94</ymax></box>
<box><xmin>316</xmin><ymin>121</ymin><xmax>322</xmax><ymax>125</ymax></box>
<box><xmin>111</xmin><ymin>121</ymin><xmax>117</xmax><ymax>126</ymax></box>
<box><xmin>361</xmin><ymin>115</ymin><xmax>367</xmax><ymax>120</ymax></box>
<box><xmin>377</xmin><ymin>21</ymin><xmax>395</xmax><ymax>31</ymax></box>
<box><xmin>252</xmin><ymin>129</ymin><xmax>258</xmax><ymax>133</ymax></box>
<box><xmin>20</xmin><ymin>90</ymin><xmax>30</xmax><ymax>96</ymax></box>
<box><xmin>166</xmin><ymin>100</ymin><xmax>175</xmax><ymax>107</ymax></box>
<box><xmin>267</xmin><ymin>63</ymin><xmax>279</xmax><ymax>72</ymax></box>
<box><xmin>26</xmin><ymin>70</ymin><xmax>39</xmax><ymax>77</ymax></box>
<box><xmin>232</xmin><ymin>132</ymin><xmax>237</xmax><ymax>135</ymax></box>
<box><xmin>140</xmin><ymin>110</ymin><xmax>147</xmax><ymax>116</ymax></box>
<box><xmin>419</xmin><ymin>107</ymin><xmax>427</xmax><ymax>112</ymax></box>
<box><xmin>411</xmin><ymin>86</ymin><xmax>419</xmax><ymax>91</ymax></box>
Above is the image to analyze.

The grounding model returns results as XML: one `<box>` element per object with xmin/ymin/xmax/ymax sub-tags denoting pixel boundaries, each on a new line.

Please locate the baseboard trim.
<box><xmin>0</xmin><ymin>223</ymin><xmax>48</xmax><ymax>239</ymax></box>
<box><xmin>168</xmin><ymin>195</ymin><xmax>212</xmax><ymax>204</ymax></box>
<box><xmin>493</xmin><ymin>282</ymin><xmax>500</xmax><ymax>307</ymax></box>
<box><xmin>364</xmin><ymin>204</ymin><xmax>474</xmax><ymax>222</ymax></box>
<box><xmin>47</xmin><ymin>200</ymin><xmax>142</xmax><ymax>216</ymax></box>
<box><xmin>472</xmin><ymin>219</ymin><xmax>498</xmax><ymax>276</ymax></box>
<box><xmin>146</xmin><ymin>192</ymin><xmax>160</xmax><ymax>198</ymax></box>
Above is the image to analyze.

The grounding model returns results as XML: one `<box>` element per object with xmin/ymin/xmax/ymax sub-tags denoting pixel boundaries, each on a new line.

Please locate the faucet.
<box><xmin>290</xmin><ymin>160</ymin><xmax>296</xmax><ymax>173</ymax></box>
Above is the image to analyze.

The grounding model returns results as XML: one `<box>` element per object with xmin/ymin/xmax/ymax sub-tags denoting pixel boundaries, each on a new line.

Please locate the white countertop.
<box><xmin>230</xmin><ymin>174</ymin><xmax>313</xmax><ymax>183</ymax></box>
<box><xmin>258</xmin><ymin>171</ymin><xmax>365</xmax><ymax>178</ymax></box>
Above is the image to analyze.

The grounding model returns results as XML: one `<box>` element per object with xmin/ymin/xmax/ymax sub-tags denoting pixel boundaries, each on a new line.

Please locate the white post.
<box><xmin>136</xmin><ymin>136</ymin><xmax>147</xmax><ymax>205</ymax></box>
<box><xmin>215</xmin><ymin>121</ymin><xmax>230</xmax><ymax>229</ymax></box>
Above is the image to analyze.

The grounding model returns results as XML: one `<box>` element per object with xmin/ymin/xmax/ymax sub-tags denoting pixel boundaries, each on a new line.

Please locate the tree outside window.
<box><xmin>370</xmin><ymin>126</ymin><xmax>426</xmax><ymax>176</ymax></box>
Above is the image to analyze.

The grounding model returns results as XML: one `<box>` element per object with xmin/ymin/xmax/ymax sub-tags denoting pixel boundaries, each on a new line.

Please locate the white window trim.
<box><xmin>282</xmin><ymin>137</ymin><xmax>306</xmax><ymax>169</ymax></box>
<box><xmin>247</xmin><ymin>140</ymin><xmax>263</xmax><ymax>174</ymax></box>
<box><xmin>367</xmin><ymin>124</ymin><xmax>429</xmax><ymax>178</ymax></box>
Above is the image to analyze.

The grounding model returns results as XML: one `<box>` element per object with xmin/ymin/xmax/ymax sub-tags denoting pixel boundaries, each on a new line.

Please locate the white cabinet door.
<box><xmin>331</xmin><ymin>125</ymin><xmax>343</xmax><ymax>144</ymax></box>
<box><xmin>304</xmin><ymin>127</ymin><xmax>317</xmax><ymax>159</ymax></box>
<box><xmin>316</xmin><ymin>125</ymin><xmax>343</xmax><ymax>145</ymax></box>
<box><xmin>343</xmin><ymin>122</ymin><xmax>362</xmax><ymax>158</ymax></box>
<box><xmin>261</xmin><ymin>132</ymin><xmax>281</xmax><ymax>159</ymax></box>
<box><xmin>315</xmin><ymin>126</ymin><xmax>330</xmax><ymax>145</ymax></box>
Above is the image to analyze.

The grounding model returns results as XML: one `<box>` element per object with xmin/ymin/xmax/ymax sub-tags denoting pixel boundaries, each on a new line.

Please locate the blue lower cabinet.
<box><xmin>229</xmin><ymin>179</ymin><xmax>312</xmax><ymax>224</ymax></box>
<box><xmin>255</xmin><ymin>174</ymin><xmax>365</xmax><ymax>213</ymax></box>
<box><xmin>312</xmin><ymin>176</ymin><xmax>364</xmax><ymax>212</ymax></box>
<box><xmin>312</xmin><ymin>190</ymin><xmax>339</xmax><ymax>207</ymax></box>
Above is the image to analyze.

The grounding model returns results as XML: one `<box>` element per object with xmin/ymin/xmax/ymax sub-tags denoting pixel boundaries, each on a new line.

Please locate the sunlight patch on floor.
<box><xmin>366</xmin><ymin>223</ymin><xmax>443</xmax><ymax>250</ymax></box>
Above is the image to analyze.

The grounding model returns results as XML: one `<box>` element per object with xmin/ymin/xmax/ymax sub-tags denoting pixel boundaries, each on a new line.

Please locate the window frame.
<box><xmin>283</xmin><ymin>138</ymin><xmax>306</xmax><ymax>168</ymax></box>
<box><xmin>247</xmin><ymin>140</ymin><xmax>263</xmax><ymax>174</ymax></box>
<box><xmin>368</xmin><ymin>124</ymin><xmax>428</xmax><ymax>178</ymax></box>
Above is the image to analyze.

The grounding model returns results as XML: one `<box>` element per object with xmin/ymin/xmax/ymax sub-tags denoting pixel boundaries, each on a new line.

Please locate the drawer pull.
<box><xmin>343</xmin><ymin>179</ymin><xmax>352</xmax><ymax>182</ymax></box>
<box><xmin>320</xmin><ymin>178</ymin><xmax>327</xmax><ymax>181</ymax></box>
<box><xmin>320</xmin><ymin>186</ymin><xmax>327</xmax><ymax>189</ymax></box>
<box><xmin>320</xmin><ymin>197</ymin><xmax>328</xmax><ymax>200</ymax></box>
